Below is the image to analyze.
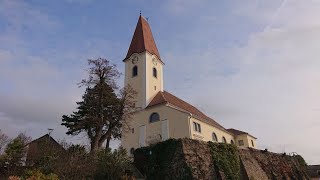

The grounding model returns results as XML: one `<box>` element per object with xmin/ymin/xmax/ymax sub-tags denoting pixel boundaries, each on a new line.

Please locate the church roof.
<box><xmin>147</xmin><ymin>91</ymin><xmax>226</xmax><ymax>131</ymax></box>
<box><xmin>227</xmin><ymin>128</ymin><xmax>257</xmax><ymax>139</ymax></box>
<box><xmin>125</xmin><ymin>15</ymin><xmax>162</xmax><ymax>63</ymax></box>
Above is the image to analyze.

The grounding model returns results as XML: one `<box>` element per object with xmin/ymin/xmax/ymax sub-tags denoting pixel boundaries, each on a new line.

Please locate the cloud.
<box><xmin>164</xmin><ymin>0</ymin><xmax>209</xmax><ymax>15</ymax></box>
<box><xmin>0</xmin><ymin>47</ymin><xmax>84</xmax><ymax>140</ymax></box>
<box><xmin>0</xmin><ymin>0</ymin><xmax>122</xmax><ymax>145</ymax></box>
<box><xmin>0</xmin><ymin>0</ymin><xmax>319</xmax><ymax>164</ymax></box>
<box><xmin>63</xmin><ymin>0</ymin><xmax>93</xmax><ymax>4</ymax></box>
<box><xmin>0</xmin><ymin>0</ymin><xmax>59</xmax><ymax>33</ymax></box>
<box><xmin>162</xmin><ymin>0</ymin><xmax>320</xmax><ymax>164</ymax></box>
<box><xmin>0</xmin><ymin>1</ymin><xmax>81</xmax><ymax>142</ymax></box>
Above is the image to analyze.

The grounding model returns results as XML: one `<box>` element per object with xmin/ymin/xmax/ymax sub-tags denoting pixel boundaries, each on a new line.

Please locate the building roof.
<box><xmin>27</xmin><ymin>134</ymin><xmax>60</xmax><ymax>146</ymax></box>
<box><xmin>25</xmin><ymin>134</ymin><xmax>65</xmax><ymax>166</ymax></box>
<box><xmin>227</xmin><ymin>128</ymin><xmax>257</xmax><ymax>139</ymax></box>
<box><xmin>125</xmin><ymin>15</ymin><xmax>162</xmax><ymax>63</ymax></box>
<box><xmin>147</xmin><ymin>91</ymin><xmax>226</xmax><ymax>131</ymax></box>
<box><xmin>307</xmin><ymin>165</ymin><xmax>320</xmax><ymax>178</ymax></box>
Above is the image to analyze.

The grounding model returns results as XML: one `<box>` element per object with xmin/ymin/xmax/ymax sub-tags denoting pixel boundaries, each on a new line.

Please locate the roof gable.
<box><xmin>125</xmin><ymin>15</ymin><xmax>161</xmax><ymax>61</ymax></box>
<box><xmin>227</xmin><ymin>128</ymin><xmax>257</xmax><ymax>139</ymax></box>
<box><xmin>27</xmin><ymin>134</ymin><xmax>61</xmax><ymax>147</ymax></box>
<box><xmin>147</xmin><ymin>91</ymin><xmax>225</xmax><ymax>130</ymax></box>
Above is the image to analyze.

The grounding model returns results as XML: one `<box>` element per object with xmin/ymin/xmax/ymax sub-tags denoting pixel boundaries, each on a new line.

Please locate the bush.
<box><xmin>52</xmin><ymin>147</ymin><xmax>95</xmax><ymax>179</ymax></box>
<box><xmin>293</xmin><ymin>154</ymin><xmax>307</xmax><ymax>168</ymax></box>
<box><xmin>94</xmin><ymin>147</ymin><xmax>132</xmax><ymax>180</ymax></box>
<box><xmin>134</xmin><ymin>138</ymin><xmax>192</xmax><ymax>180</ymax></box>
<box><xmin>24</xmin><ymin>169</ymin><xmax>59</xmax><ymax>180</ymax></box>
<box><xmin>208</xmin><ymin>142</ymin><xmax>240</xmax><ymax>180</ymax></box>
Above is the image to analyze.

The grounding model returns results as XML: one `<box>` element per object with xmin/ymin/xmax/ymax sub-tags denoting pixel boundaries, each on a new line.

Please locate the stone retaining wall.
<box><xmin>134</xmin><ymin>138</ymin><xmax>309</xmax><ymax>180</ymax></box>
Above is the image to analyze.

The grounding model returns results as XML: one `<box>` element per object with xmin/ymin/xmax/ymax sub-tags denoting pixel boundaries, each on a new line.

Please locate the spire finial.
<box><xmin>140</xmin><ymin>11</ymin><xmax>141</xmax><ymax>16</ymax></box>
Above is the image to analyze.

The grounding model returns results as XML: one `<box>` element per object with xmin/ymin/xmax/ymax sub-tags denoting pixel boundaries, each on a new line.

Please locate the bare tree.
<box><xmin>0</xmin><ymin>129</ymin><xmax>9</xmax><ymax>153</ymax></box>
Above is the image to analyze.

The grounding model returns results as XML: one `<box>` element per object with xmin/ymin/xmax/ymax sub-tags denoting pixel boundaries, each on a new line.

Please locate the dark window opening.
<box><xmin>149</xmin><ymin>112</ymin><xmax>160</xmax><ymax>123</ymax></box>
<box><xmin>153</xmin><ymin>67</ymin><xmax>157</xmax><ymax>78</ymax></box>
<box><xmin>222</xmin><ymin>137</ymin><xmax>227</xmax><ymax>143</ymax></box>
<box><xmin>231</xmin><ymin>140</ymin><xmax>234</xmax><ymax>145</ymax></box>
<box><xmin>132</xmin><ymin>128</ymin><xmax>134</xmax><ymax>133</ymax></box>
<box><xmin>132</xmin><ymin>66</ymin><xmax>138</xmax><ymax>77</ymax></box>
<box><xmin>212</xmin><ymin>132</ymin><xmax>218</xmax><ymax>142</ymax></box>
<box><xmin>251</xmin><ymin>140</ymin><xmax>254</xmax><ymax>147</ymax></box>
<box><xmin>193</xmin><ymin>122</ymin><xmax>201</xmax><ymax>133</ymax></box>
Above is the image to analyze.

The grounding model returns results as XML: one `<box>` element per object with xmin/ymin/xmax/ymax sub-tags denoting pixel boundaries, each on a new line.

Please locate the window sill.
<box><xmin>192</xmin><ymin>133</ymin><xmax>204</xmax><ymax>139</ymax></box>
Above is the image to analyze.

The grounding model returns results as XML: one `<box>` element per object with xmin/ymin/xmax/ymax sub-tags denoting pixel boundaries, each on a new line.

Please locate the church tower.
<box><xmin>124</xmin><ymin>15</ymin><xmax>164</xmax><ymax>109</ymax></box>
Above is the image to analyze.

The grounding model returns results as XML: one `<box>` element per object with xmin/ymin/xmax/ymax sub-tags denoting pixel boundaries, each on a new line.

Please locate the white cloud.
<box><xmin>0</xmin><ymin>1</ymin><xmax>82</xmax><ymax>142</ymax></box>
<box><xmin>164</xmin><ymin>0</ymin><xmax>209</xmax><ymax>15</ymax></box>
<box><xmin>0</xmin><ymin>48</ymin><xmax>84</xmax><ymax>140</ymax></box>
<box><xmin>163</xmin><ymin>0</ymin><xmax>320</xmax><ymax>164</ymax></box>
<box><xmin>0</xmin><ymin>0</ymin><xmax>121</xmax><ymax>146</ymax></box>
<box><xmin>0</xmin><ymin>0</ymin><xmax>59</xmax><ymax>33</ymax></box>
<box><xmin>1</xmin><ymin>0</ymin><xmax>319</xmax><ymax>163</ymax></box>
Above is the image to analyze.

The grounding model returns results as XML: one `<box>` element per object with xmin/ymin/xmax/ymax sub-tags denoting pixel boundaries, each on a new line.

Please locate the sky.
<box><xmin>0</xmin><ymin>0</ymin><xmax>319</xmax><ymax>164</ymax></box>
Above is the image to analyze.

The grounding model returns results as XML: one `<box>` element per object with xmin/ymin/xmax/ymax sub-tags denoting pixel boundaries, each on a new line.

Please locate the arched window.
<box><xmin>251</xmin><ymin>140</ymin><xmax>254</xmax><ymax>147</ymax></box>
<box><xmin>212</xmin><ymin>132</ymin><xmax>218</xmax><ymax>142</ymax></box>
<box><xmin>149</xmin><ymin>112</ymin><xmax>160</xmax><ymax>123</ymax></box>
<box><xmin>222</xmin><ymin>137</ymin><xmax>227</xmax><ymax>143</ymax></box>
<box><xmin>153</xmin><ymin>67</ymin><xmax>157</xmax><ymax>78</ymax></box>
<box><xmin>132</xmin><ymin>66</ymin><xmax>138</xmax><ymax>77</ymax></box>
<box><xmin>231</xmin><ymin>140</ymin><xmax>234</xmax><ymax>145</ymax></box>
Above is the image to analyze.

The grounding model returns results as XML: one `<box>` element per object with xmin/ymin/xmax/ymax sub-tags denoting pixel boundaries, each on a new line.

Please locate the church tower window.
<box><xmin>153</xmin><ymin>67</ymin><xmax>157</xmax><ymax>78</ymax></box>
<box><xmin>132</xmin><ymin>66</ymin><xmax>138</xmax><ymax>77</ymax></box>
<box><xmin>149</xmin><ymin>112</ymin><xmax>160</xmax><ymax>123</ymax></box>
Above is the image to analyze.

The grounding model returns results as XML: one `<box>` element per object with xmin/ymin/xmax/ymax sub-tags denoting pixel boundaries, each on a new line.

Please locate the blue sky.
<box><xmin>1</xmin><ymin>0</ymin><xmax>320</xmax><ymax>164</ymax></box>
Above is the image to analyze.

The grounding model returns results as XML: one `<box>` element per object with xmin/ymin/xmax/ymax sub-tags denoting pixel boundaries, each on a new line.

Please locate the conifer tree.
<box><xmin>62</xmin><ymin>58</ymin><xmax>136</xmax><ymax>152</ymax></box>
<box><xmin>3</xmin><ymin>133</ymin><xmax>31</xmax><ymax>167</ymax></box>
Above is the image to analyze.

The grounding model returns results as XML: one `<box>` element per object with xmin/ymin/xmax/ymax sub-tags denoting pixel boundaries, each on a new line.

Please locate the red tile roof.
<box><xmin>125</xmin><ymin>15</ymin><xmax>162</xmax><ymax>62</ymax></box>
<box><xmin>147</xmin><ymin>91</ymin><xmax>226</xmax><ymax>130</ymax></box>
<box><xmin>227</xmin><ymin>128</ymin><xmax>257</xmax><ymax>139</ymax></box>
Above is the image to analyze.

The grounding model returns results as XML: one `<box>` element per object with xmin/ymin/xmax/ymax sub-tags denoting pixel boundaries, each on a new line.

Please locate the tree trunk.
<box><xmin>90</xmin><ymin>138</ymin><xmax>100</xmax><ymax>153</ymax></box>
<box><xmin>105</xmin><ymin>136</ymin><xmax>111</xmax><ymax>149</ymax></box>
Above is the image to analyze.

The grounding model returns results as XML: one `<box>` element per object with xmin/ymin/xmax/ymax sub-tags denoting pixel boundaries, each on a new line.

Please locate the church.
<box><xmin>121</xmin><ymin>15</ymin><xmax>257</xmax><ymax>154</ymax></box>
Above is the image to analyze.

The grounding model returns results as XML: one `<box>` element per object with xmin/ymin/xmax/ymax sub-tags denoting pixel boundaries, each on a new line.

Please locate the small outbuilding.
<box><xmin>24</xmin><ymin>134</ymin><xmax>64</xmax><ymax>166</ymax></box>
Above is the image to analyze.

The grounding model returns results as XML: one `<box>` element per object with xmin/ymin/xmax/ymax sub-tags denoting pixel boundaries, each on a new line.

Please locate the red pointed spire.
<box><xmin>125</xmin><ymin>15</ymin><xmax>162</xmax><ymax>62</ymax></box>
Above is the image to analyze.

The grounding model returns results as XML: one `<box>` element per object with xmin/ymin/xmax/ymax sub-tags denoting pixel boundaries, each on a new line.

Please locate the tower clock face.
<box><xmin>152</xmin><ymin>58</ymin><xmax>157</xmax><ymax>66</ymax></box>
<box><xmin>132</xmin><ymin>56</ymin><xmax>138</xmax><ymax>64</ymax></box>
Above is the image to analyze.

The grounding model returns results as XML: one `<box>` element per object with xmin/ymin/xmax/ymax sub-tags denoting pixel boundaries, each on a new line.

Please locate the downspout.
<box><xmin>188</xmin><ymin>113</ymin><xmax>192</xmax><ymax>139</ymax></box>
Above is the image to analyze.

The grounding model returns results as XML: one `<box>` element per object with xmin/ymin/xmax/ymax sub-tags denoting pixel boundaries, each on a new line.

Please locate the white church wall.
<box><xmin>189</xmin><ymin>117</ymin><xmax>235</xmax><ymax>144</ymax></box>
<box><xmin>235</xmin><ymin>134</ymin><xmax>257</xmax><ymax>148</ymax></box>
<box><xmin>121</xmin><ymin>104</ymin><xmax>190</xmax><ymax>153</ymax></box>
<box><xmin>145</xmin><ymin>53</ymin><xmax>163</xmax><ymax>107</ymax></box>
<box><xmin>124</xmin><ymin>52</ymin><xmax>147</xmax><ymax>109</ymax></box>
<box><xmin>124</xmin><ymin>52</ymin><xmax>164</xmax><ymax>109</ymax></box>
